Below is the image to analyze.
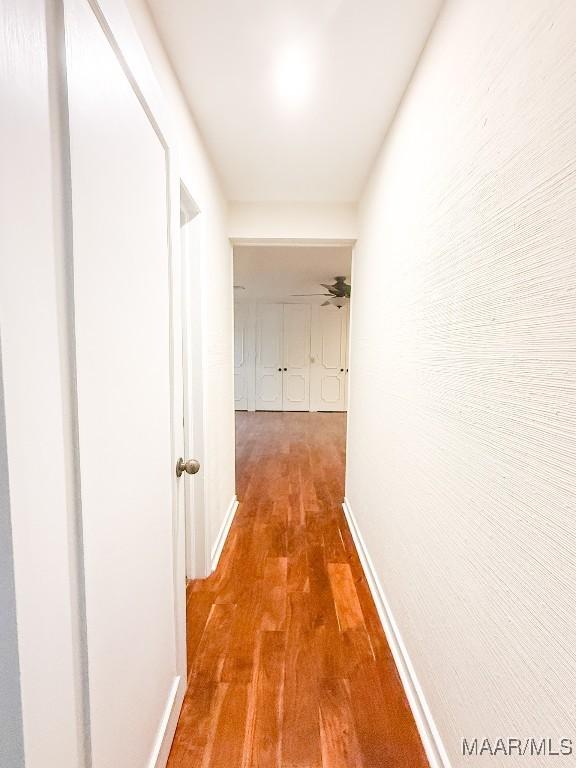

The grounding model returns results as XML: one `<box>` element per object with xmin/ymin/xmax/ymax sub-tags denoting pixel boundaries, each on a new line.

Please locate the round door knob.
<box><xmin>283</xmin><ymin>368</ymin><xmax>287</xmax><ymax>371</ymax></box>
<box><xmin>176</xmin><ymin>457</ymin><xmax>200</xmax><ymax>477</ymax></box>
<box><xmin>340</xmin><ymin>368</ymin><xmax>344</xmax><ymax>372</ymax></box>
<box><xmin>278</xmin><ymin>368</ymin><xmax>282</xmax><ymax>372</ymax></box>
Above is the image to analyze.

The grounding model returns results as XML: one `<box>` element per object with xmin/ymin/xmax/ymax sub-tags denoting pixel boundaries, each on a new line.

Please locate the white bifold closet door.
<box><xmin>255</xmin><ymin>304</ymin><xmax>284</xmax><ymax>410</ymax></box>
<box><xmin>255</xmin><ymin>304</ymin><xmax>311</xmax><ymax>411</ymax></box>
<box><xmin>282</xmin><ymin>304</ymin><xmax>311</xmax><ymax>411</ymax></box>
<box><xmin>310</xmin><ymin>306</ymin><xmax>348</xmax><ymax>411</ymax></box>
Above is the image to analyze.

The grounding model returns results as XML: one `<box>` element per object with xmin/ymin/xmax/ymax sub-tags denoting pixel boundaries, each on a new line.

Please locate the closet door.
<box><xmin>282</xmin><ymin>304</ymin><xmax>311</xmax><ymax>411</ymax></box>
<box><xmin>310</xmin><ymin>306</ymin><xmax>348</xmax><ymax>411</ymax></box>
<box><xmin>234</xmin><ymin>304</ymin><xmax>248</xmax><ymax>410</ymax></box>
<box><xmin>255</xmin><ymin>304</ymin><xmax>283</xmax><ymax>410</ymax></box>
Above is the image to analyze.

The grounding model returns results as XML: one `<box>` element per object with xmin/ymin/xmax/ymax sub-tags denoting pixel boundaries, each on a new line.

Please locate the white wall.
<box><xmin>346</xmin><ymin>1</ymin><xmax>576</xmax><ymax>766</ymax></box>
<box><xmin>1</xmin><ymin>1</ymin><xmax>84</xmax><ymax>764</ymax></box>
<box><xmin>229</xmin><ymin>201</ymin><xmax>357</xmax><ymax>243</ymax></box>
<box><xmin>125</xmin><ymin>0</ymin><xmax>236</xmax><ymax>553</ymax></box>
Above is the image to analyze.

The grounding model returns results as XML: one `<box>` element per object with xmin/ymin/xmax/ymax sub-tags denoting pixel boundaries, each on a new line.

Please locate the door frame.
<box><xmin>180</xmin><ymin>182</ymin><xmax>209</xmax><ymax>579</ymax></box>
<box><xmin>230</xmin><ymin>238</ymin><xmax>355</xmax><ymax>418</ymax></box>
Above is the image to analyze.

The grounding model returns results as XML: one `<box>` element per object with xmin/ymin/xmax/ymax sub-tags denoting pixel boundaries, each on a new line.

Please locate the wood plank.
<box><xmin>189</xmin><ymin>603</ymin><xmax>235</xmax><ymax>682</ymax></box>
<box><xmin>208</xmin><ymin>683</ymin><xmax>249</xmax><ymax>768</ymax></box>
<box><xmin>246</xmin><ymin>630</ymin><xmax>286</xmax><ymax>768</ymax></box>
<box><xmin>221</xmin><ymin>583</ymin><xmax>263</xmax><ymax>684</ymax></box>
<box><xmin>186</xmin><ymin>589</ymin><xmax>216</xmax><ymax>676</ymax></box>
<box><xmin>260</xmin><ymin>557</ymin><xmax>288</xmax><ymax>631</ymax></box>
<box><xmin>322</xmin><ymin>518</ymin><xmax>348</xmax><ymax>563</ymax></box>
<box><xmin>319</xmin><ymin>678</ymin><xmax>363</xmax><ymax>768</ymax></box>
<box><xmin>286</xmin><ymin>523</ymin><xmax>308</xmax><ymax>593</ymax></box>
<box><xmin>282</xmin><ymin>593</ymin><xmax>322</xmax><ymax>768</ymax></box>
<box><xmin>348</xmin><ymin>659</ymin><xmax>428</xmax><ymax>768</ymax></box>
<box><xmin>307</xmin><ymin>544</ymin><xmax>343</xmax><ymax>680</ymax></box>
<box><xmin>327</xmin><ymin>562</ymin><xmax>365</xmax><ymax>631</ymax></box>
<box><xmin>167</xmin><ymin>679</ymin><xmax>225</xmax><ymax>767</ymax></box>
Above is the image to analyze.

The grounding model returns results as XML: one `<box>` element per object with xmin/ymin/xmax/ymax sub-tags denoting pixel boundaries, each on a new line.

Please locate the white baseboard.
<box><xmin>148</xmin><ymin>675</ymin><xmax>184</xmax><ymax>768</ymax></box>
<box><xmin>211</xmin><ymin>495</ymin><xmax>239</xmax><ymax>572</ymax></box>
<box><xmin>342</xmin><ymin>497</ymin><xmax>452</xmax><ymax>768</ymax></box>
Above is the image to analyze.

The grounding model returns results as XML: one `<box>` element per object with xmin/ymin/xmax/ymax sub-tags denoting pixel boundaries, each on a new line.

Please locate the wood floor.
<box><xmin>167</xmin><ymin>411</ymin><xmax>428</xmax><ymax>768</ymax></box>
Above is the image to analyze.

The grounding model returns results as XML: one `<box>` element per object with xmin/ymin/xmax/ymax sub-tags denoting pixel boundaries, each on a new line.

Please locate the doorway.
<box><xmin>233</xmin><ymin>243</ymin><xmax>352</xmax><ymax>414</ymax></box>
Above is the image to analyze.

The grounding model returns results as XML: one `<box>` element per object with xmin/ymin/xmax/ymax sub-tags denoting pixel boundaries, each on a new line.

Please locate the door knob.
<box><xmin>176</xmin><ymin>457</ymin><xmax>200</xmax><ymax>477</ymax></box>
<box><xmin>278</xmin><ymin>367</ymin><xmax>282</xmax><ymax>372</ymax></box>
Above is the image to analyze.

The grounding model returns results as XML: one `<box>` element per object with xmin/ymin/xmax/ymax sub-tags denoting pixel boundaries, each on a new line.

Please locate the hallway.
<box><xmin>168</xmin><ymin>412</ymin><xmax>427</xmax><ymax>767</ymax></box>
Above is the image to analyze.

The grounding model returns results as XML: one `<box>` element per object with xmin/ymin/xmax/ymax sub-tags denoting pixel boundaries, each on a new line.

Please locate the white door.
<box><xmin>181</xmin><ymin>195</ymin><xmax>207</xmax><ymax>581</ymax></box>
<box><xmin>234</xmin><ymin>304</ymin><xmax>248</xmax><ymax>410</ymax></box>
<box><xmin>282</xmin><ymin>304</ymin><xmax>311</xmax><ymax>411</ymax></box>
<box><xmin>255</xmin><ymin>304</ymin><xmax>283</xmax><ymax>410</ymax></box>
<box><xmin>65</xmin><ymin>2</ymin><xmax>185</xmax><ymax>766</ymax></box>
<box><xmin>310</xmin><ymin>306</ymin><xmax>348</xmax><ymax>411</ymax></box>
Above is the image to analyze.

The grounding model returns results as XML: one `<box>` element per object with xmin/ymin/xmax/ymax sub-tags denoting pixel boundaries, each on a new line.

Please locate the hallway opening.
<box><xmin>169</xmin><ymin>411</ymin><xmax>428</xmax><ymax>767</ymax></box>
<box><xmin>233</xmin><ymin>244</ymin><xmax>352</xmax><ymax>414</ymax></box>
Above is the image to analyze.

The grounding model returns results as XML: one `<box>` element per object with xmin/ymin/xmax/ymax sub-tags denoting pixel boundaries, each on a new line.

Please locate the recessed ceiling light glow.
<box><xmin>274</xmin><ymin>43</ymin><xmax>315</xmax><ymax>111</ymax></box>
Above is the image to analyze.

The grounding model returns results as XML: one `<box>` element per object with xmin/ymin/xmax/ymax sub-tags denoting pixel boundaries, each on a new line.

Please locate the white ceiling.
<box><xmin>234</xmin><ymin>245</ymin><xmax>352</xmax><ymax>303</ymax></box>
<box><xmin>146</xmin><ymin>0</ymin><xmax>442</xmax><ymax>202</ymax></box>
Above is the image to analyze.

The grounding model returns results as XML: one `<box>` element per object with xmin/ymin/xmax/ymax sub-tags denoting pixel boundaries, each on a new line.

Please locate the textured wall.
<box><xmin>346</xmin><ymin>1</ymin><xmax>576</xmax><ymax>765</ymax></box>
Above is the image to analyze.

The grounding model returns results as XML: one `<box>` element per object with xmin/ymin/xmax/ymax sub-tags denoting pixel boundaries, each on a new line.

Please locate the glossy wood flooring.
<box><xmin>167</xmin><ymin>412</ymin><xmax>428</xmax><ymax>768</ymax></box>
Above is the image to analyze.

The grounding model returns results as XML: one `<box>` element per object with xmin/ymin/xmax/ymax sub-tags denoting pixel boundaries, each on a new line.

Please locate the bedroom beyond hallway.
<box><xmin>167</xmin><ymin>411</ymin><xmax>428</xmax><ymax>767</ymax></box>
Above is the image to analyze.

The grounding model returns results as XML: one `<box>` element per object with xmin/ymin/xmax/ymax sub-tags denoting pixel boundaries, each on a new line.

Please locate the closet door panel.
<box><xmin>282</xmin><ymin>304</ymin><xmax>311</xmax><ymax>411</ymax></box>
<box><xmin>310</xmin><ymin>306</ymin><xmax>348</xmax><ymax>411</ymax></box>
<box><xmin>234</xmin><ymin>304</ymin><xmax>248</xmax><ymax>410</ymax></box>
<box><xmin>255</xmin><ymin>304</ymin><xmax>283</xmax><ymax>410</ymax></box>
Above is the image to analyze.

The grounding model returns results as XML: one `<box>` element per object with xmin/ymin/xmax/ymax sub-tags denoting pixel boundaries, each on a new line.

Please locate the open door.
<box><xmin>180</xmin><ymin>187</ymin><xmax>208</xmax><ymax>581</ymax></box>
<box><xmin>64</xmin><ymin>1</ymin><xmax>186</xmax><ymax>764</ymax></box>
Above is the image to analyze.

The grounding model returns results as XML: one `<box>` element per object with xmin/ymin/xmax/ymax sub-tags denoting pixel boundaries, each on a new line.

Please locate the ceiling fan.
<box><xmin>291</xmin><ymin>275</ymin><xmax>351</xmax><ymax>307</ymax></box>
